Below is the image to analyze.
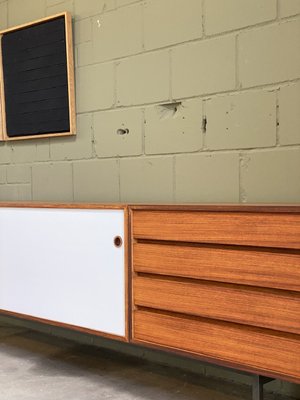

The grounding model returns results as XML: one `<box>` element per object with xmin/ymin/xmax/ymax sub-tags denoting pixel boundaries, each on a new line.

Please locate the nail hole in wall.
<box><xmin>116</xmin><ymin>128</ymin><xmax>129</xmax><ymax>135</ymax></box>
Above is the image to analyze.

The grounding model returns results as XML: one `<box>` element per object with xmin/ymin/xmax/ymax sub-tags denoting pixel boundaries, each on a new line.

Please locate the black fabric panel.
<box><xmin>5</xmin><ymin>73</ymin><xmax>68</xmax><ymax>95</ymax></box>
<box><xmin>3</xmin><ymin>19</ymin><xmax>65</xmax><ymax>54</ymax></box>
<box><xmin>11</xmin><ymin>96</ymin><xmax>69</xmax><ymax>114</ymax></box>
<box><xmin>9</xmin><ymin>119</ymin><xmax>70</xmax><ymax>136</ymax></box>
<box><xmin>13</xmin><ymin>86</ymin><xmax>68</xmax><ymax>104</ymax></box>
<box><xmin>3</xmin><ymin>40</ymin><xmax>68</xmax><ymax>63</ymax></box>
<box><xmin>12</xmin><ymin>107</ymin><xmax>69</xmax><ymax>125</ymax></box>
<box><xmin>6</xmin><ymin>63</ymin><xmax>67</xmax><ymax>84</ymax></box>
<box><xmin>5</xmin><ymin>50</ymin><xmax>66</xmax><ymax>74</ymax></box>
<box><xmin>2</xmin><ymin>16</ymin><xmax>70</xmax><ymax>137</ymax></box>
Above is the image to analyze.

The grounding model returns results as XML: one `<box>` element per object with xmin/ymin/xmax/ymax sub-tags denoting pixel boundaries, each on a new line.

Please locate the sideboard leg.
<box><xmin>252</xmin><ymin>375</ymin><xmax>275</xmax><ymax>400</ymax></box>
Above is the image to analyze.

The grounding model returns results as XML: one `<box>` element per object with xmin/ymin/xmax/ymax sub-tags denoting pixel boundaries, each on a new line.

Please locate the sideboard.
<box><xmin>0</xmin><ymin>202</ymin><xmax>299</xmax><ymax>399</ymax></box>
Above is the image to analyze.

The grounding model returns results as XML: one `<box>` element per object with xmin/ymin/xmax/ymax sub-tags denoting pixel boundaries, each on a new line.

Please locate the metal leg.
<box><xmin>252</xmin><ymin>375</ymin><xmax>275</xmax><ymax>400</ymax></box>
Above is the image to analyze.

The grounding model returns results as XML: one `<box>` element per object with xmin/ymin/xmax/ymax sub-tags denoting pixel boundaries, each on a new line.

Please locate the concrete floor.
<box><xmin>0</xmin><ymin>322</ymin><xmax>295</xmax><ymax>400</ymax></box>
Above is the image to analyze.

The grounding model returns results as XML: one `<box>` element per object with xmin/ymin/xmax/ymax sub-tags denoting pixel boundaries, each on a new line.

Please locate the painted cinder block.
<box><xmin>116</xmin><ymin>0</ymin><xmax>137</xmax><ymax>6</ymax></box>
<box><xmin>145</xmin><ymin>98</ymin><xmax>203</xmax><ymax>154</ymax></box>
<box><xmin>0</xmin><ymin>166</ymin><xmax>5</xmax><ymax>183</ymax></box>
<box><xmin>175</xmin><ymin>152</ymin><xmax>240</xmax><ymax>202</ymax></box>
<box><xmin>74</xmin><ymin>0</ymin><xmax>115</xmax><ymax>19</ymax></box>
<box><xmin>172</xmin><ymin>36</ymin><xmax>236</xmax><ymax>99</ymax></box>
<box><xmin>94</xmin><ymin>108</ymin><xmax>143</xmax><ymax>157</ymax></box>
<box><xmin>32</xmin><ymin>163</ymin><xmax>73</xmax><ymax>201</ymax></box>
<box><xmin>46</xmin><ymin>0</ymin><xmax>74</xmax><ymax>16</ymax></box>
<box><xmin>144</xmin><ymin>0</ymin><xmax>202</xmax><ymax>50</ymax></box>
<box><xmin>241</xmin><ymin>148</ymin><xmax>300</xmax><ymax>202</ymax></box>
<box><xmin>76</xmin><ymin>63</ymin><xmax>114</xmax><ymax>112</ymax></box>
<box><xmin>205</xmin><ymin>0</ymin><xmax>276</xmax><ymax>35</ymax></box>
<box><xmin>120</xmin><ymin>157</ymin><xmax>174</xmax><ymax>202</ymax></box>
<box><xmin>92</xmin><ymin>3</ymin><xmax>143</xmax><ymax>62</ymax></box>
<box><xmin>280</xmin><ymin>0</ymin><xmax>300</xmax><ymax>17</ymax></box>
<box><xmin>279</xmin><ymin>82</ymin><xmax>300</xmax><ymax>145</ymax></box>
<box><xmin>8</xmin><ymin>0</ymin><xmax>45</xmax><ymax>27</ymax></box>
<box><xmin>0</xmin><ymin>1</ymin><xmax>7</xmax><ymax>30</ymax></box>
<box><xmin>6</xmin><ymin>165</ymin><xmax>31</xmax><ymax>184</ymax></box>
<box><xmin>239</xmin><ymin>19</ymin><xmax>300</xmax><ymax>87</ymax></box>
<box><xmin>11</xmin><ymin>143</ymin><xmax>37</xmax><ymax>164</ymax></box>
<box><xmin>73</xmin><ymin>159</ymin><xmax>119</xmax><ymax>202</ymax></box>
<box><xmin>77</xmin><ymin>41</ymin><xmax>93</xmax><ymax>67</ymax></box>
<box><xmin>10</xmin><ymin>141</ymin><xmax>50</xmax><ymax>164</ymax></box>
<box><xmin>50</xmin><ymin>114</ymin><xmax>93</xmax><ymax>160</ymax></box>
<box><xmin>117</xmin><ymin>51</ymin><xmax>169</xmax><ymax>106</ymax></box>
<box><xmin>0</xmin><ymin>184</ymin><xmax>31</xmax><ymax>201</ymax></box>
<box><xmin>74</xmin><ymin>18</ymin><xmax>92</xmax><ymax>44</ymax></box>
<box><xmin>46</xmin><ymin>0</ymin><xmax>65</xmax><ymax>6</ymax></box>
<box><xmin>36</xmin><ymin>141</ymin><xmax>51</xmax><ymax>162</ymax></box>
<box><xmin>206</xmin><ymin>91</ymin><xmax>276</xmax><ymax>150</ymax></box>
<box><xmin>0</xmin><ymin>145</ymin><xmax>11</xmax><ymax>164</ymax></box>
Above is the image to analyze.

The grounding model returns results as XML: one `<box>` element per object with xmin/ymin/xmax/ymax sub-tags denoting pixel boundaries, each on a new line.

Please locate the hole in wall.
<box><xmin>158</xmin><ymin>102</ymin><xmax>182</xmax><ymax>120</ymax></box>
<box><xmin>116</xmin><ymin>128</ymin><xmax>129</xmax><ymax>135</ymax></box>
<box><xmin>202</xmin><ymin>116</ymin><xmax>207</xmax><ymax>133</ymax></box>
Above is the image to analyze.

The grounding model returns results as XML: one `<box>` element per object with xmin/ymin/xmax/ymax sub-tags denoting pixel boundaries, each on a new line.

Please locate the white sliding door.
<box><xmin>0</xmin><ymin>207</ymin><xmax>126</xmax><ymax>337</ymax></box>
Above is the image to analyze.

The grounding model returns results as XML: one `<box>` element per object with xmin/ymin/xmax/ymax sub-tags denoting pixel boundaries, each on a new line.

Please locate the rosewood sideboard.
<box><xmin>0</xmin><ymin>203</ymin><xmax>299</xmax><ymax>399</ymax></box>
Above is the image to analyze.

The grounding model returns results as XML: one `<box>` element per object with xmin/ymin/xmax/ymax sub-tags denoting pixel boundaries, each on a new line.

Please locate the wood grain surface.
<box><xmin>133</xmin><ymin>242</ymin><xmax>300</xmax><ymax>292</ymax></box>
<box><xmin>134</xmin><ymin>275</ymin><xmax>300</xmax><ymax>334</ymax></box>
<box><xmin>64</xmin><ymin>12</ymin><xmax>76</xmax><ymax>137</ymax></box>
<box><xmin>134</xmin><ymin>309</ymin><xmax>300</xmax><ymax>382</ymax></box>
<box><xmin>133</xmin><ymin>211</ymin><xmax>300</xmax><ymax>249</ymax></box>
<box><xmin>131</xmin><ymin>206</ymin><xmax>300</xmax><ymax>382</ymax></box>
<box><xmin>130</xmin><ymin>204</ymin><xmax>300</xmax><ymax>213</ymax></box>
<box><xmin>0</xmin><ymin>202</ymin><xmax>127</xmax><ymax>209</ymax></box>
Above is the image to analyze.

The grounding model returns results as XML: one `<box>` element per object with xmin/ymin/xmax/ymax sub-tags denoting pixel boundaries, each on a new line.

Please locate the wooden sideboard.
<box><xmin>0</xmin><ymin>202</ymin><xmax>299</xmax><ymax>391</ymax></box>
<box><xmin>130</xmin><ymin>205</ymin><xmax>300</xmax><ymax>384</ymax></box>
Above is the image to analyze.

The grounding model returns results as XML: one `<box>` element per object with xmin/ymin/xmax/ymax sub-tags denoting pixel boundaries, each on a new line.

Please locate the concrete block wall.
<box><xmin>0</xmin><ymin>0</ymin><xmax>299</xmax><ymax>203</ymax></box>
<box><xmin>0</xmin><ymin>0</ymin><xmax>299</xmax><ymax>398</ymax></box>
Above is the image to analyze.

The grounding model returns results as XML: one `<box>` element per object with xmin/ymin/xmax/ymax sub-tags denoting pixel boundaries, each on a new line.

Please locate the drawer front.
<box><xmin>134</xmin><ymin>309</ymin><xmax>300</xmax><ymax>382</ymax></box>
<box><xmin>131</xmin><ymin>207</ymin><xmax>300</xmax><ymax>382</ymax></box>
<box><xmin>133</xmin><ymin>211</ymin><xmax>300</xmax><ymax>249</ymax></box>
<box><xmin>134</xmin><ymin>276</ymin><xmax>300</xmax><ymax>334</ymax></box>
<box><xmin>133</xmin><ymin>242</ymin><xmax>300</xmax><ymax>292</ymax></box>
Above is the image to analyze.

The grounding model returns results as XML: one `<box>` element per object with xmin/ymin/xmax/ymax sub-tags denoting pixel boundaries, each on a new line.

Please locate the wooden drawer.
<box><xmin>133</xmin><ymin>242</ymin><xmax>300</xmax><ymax>292</ymax></box>
<box><xmin>133</xmin><ymin>211</ymin><xmax>300</xmax><ymax>249</ymax></box>
<box><xmin>134</xmin><ymin>276</ymin><xmax>300</xmax><ymax>334</ymax></box>
<box><xmin>134</xmin><ymin>309</ymin><xmax>300</xmax><ymax>382</ymax></box>
<box><xmin>131</xmin><ymin>206</ymin><xmax>300</xmax><ymax>383</ymax></box>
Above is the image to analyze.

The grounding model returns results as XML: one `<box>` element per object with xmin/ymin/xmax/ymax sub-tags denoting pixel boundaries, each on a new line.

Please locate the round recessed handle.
<box><xmin>114</xmin><ymin>236</ymin><xmax>123</xmax><ymax>248</ymax></box>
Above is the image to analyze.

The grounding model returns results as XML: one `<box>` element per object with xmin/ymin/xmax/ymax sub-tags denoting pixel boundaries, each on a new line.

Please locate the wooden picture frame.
<box><xmin>0</xmin><ymin>12</ymin><xmax>76</xmax><ymax>141</ymax></box>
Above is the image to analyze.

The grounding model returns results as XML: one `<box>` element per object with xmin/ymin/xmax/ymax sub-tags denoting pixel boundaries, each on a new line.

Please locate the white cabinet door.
<box><xmin>0</xmin><ymin>207</ymin><xmax>126</xmax><ymax>338</ymax></box>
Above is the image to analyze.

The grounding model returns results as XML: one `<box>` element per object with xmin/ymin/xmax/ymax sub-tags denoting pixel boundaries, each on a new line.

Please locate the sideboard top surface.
<box><xmin>0</xmin><ymin>202</ymin><xmax>127</xmax><ymax>210</ymax></box>
<box><xmin>129</xmin><ymin>203</ymin><xmax>300</xmax><ymax>213</ymax></box>
<box><xmin>0</xmin><ymin>202</ymin><xmax>299</xmax><ymax>213</ymax></box>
